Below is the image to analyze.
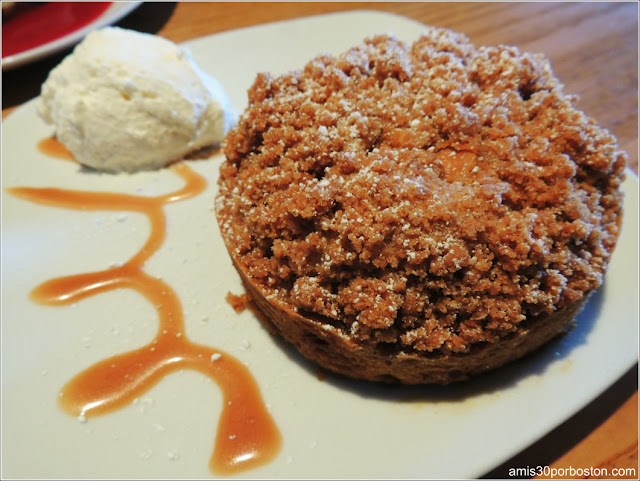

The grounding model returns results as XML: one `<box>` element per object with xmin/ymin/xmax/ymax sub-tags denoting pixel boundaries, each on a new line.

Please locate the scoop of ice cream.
<box><xmin>38</xmin><ymin>26</ymin><xmax>236</xmax><ymax>172</ymax></box>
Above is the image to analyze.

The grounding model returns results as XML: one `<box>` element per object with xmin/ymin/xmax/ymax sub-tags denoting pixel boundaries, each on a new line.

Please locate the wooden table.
<box><xmin>3</xmin><ymin>2</ymin><xmax>638</xmax><ymax>478</ymax></box>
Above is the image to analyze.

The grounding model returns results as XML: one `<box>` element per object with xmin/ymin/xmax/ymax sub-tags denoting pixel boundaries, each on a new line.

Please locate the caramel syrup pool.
<box><xmin>7</xmin><ymin>138</ymin><xmax>282</xmax><ymax>475</ymax></box>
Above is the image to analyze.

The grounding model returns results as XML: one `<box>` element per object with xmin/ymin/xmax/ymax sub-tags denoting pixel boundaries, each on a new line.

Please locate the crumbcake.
<box><xmin>215</xmin><ymin>28</ymin><xmax>625</xmax><ymax>383</ymax></box>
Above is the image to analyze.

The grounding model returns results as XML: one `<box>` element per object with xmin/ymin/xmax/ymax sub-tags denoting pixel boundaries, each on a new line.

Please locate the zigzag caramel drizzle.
<box><xmin>7</xmin><ymin>138</ymin><xmax>281</xmax><ymax>475</ymax></box>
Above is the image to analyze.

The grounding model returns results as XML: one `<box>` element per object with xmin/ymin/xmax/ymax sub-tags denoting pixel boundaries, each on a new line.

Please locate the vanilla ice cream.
<box><xmin>38</xmin><ymin>27</ymin><xmax>236</xmax><ymax>172</ymax></box>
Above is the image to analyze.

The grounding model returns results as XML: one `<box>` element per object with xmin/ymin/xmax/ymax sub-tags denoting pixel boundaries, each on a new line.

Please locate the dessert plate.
<box><xmin>2</xmin><ymin>11</ymin><xmax>638</xmax><ymax>479</ymax></box>
<box><xmin>1</xmin><ymin>2</ymin><xmax>141</xmax><ymax>70</ymax></box>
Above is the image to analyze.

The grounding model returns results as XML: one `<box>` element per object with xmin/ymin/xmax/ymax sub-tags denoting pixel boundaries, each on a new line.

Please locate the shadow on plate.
<box><xmin>259</xmin><ymin>286</ymin><xmax>606</xmax><ymax>404</ymax></box>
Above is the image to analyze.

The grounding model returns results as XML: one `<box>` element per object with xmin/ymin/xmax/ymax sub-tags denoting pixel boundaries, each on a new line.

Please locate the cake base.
<box><xmin>233</xmin><ymin>257</ymin><xmax>589</xmax><ymax>385</ymax></box>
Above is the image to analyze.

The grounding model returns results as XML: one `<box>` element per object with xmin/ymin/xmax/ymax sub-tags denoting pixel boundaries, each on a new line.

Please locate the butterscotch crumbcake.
<box><xmin>216</xmin><ymin>29</ymin><xmax>626</xmax><ymax>384</ymax></box>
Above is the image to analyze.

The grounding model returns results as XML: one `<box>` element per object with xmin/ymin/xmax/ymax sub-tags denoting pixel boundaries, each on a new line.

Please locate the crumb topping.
<box><xmin>216</xmin><ymin>30</ymin><xmax>625</xmax><ymax>355</ymax></box>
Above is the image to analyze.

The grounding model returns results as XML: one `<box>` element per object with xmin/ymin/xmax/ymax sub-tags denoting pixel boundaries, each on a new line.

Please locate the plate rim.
<box><xmin>1</xmin><ymin>2</ymin><xmax>142</xmax><ymax>71</ymax></box>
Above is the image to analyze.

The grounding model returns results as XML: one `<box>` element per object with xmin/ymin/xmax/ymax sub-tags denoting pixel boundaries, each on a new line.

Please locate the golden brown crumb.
<box><xmin>216</xmin><ymin>30</ymin><xmax>625</xmax><ymax>358</ymax></box>
<box><xmin>225</xmin><ymin>291</ymin><xmax>252</xmax><ymax>313</ymax></box>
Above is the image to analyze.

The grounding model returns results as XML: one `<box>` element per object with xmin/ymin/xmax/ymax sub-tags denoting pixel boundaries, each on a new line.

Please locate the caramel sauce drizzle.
<box><xmin>38</xmin><ymin>136</ymin><xmax>75</xmax><ymax>161</ymax></box>
<box><xmin>8</xmin><ymin>139</ymin><xmax>282</xmax><ymax>475</ymax></box>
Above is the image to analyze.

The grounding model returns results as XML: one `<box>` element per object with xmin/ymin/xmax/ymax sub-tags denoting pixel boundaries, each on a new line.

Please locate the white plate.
<box><xmin>1</xmin><ymin>2</ymin><xmax>141</xmax><ymax>71</ymax></box>
<box><xmin>2</xmin><ymin>11</ymin><xmax>638</xmax><ymax>479</ymax></box>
